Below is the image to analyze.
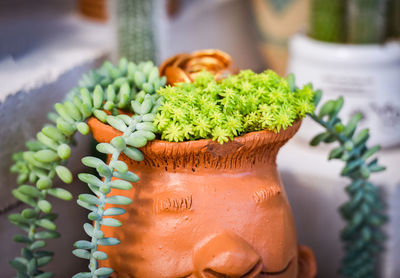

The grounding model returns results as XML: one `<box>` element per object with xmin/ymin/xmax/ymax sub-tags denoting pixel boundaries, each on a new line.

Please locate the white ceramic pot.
<box><xmin>288</xmin><ymin>34</ymin><xmax>400</xmax><ymax>148</ymax></box>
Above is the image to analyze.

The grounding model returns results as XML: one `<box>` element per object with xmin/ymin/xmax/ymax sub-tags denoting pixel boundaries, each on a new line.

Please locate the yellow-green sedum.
<box><xmin>154</xmin><ymin>70</ymin><xmax>315</xmax><ymax>144</ymax></box>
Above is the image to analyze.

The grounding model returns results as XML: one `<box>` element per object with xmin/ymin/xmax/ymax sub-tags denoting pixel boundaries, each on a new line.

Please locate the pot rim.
<box><xmin>89</xmin><ymin>117</ymin><xmax>301</xmax><ymax>170</ymax></box>
<box><xmin>88</xmin><ymin>117</ymin><xmax>302</xmax><ymax>154</ymax></box>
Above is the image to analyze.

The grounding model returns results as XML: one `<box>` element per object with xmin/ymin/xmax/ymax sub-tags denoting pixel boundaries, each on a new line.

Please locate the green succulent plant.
<box><xmin>71</xmin><ymin>82</ymin><xmax>162</xmax><ymax>278</ymax></box>
<box><xmin>155</xmin><ymin>70</ymin><xmax>315</xmax><ymax>144</ymax></box>
<box><xmin>9</xmin><ymin>58</ymin><xmax>165</xmax><ymax>278</ymax></box>
<box><xmin>308</xmin><ymin>88</ymin><xmax>387</xmax><ymax>278</ymax></box>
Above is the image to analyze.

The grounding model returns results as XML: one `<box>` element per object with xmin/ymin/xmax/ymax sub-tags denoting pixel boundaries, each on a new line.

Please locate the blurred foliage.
<box><xmin>309</xmin><ymin>0</ymin><xmax>346</xmax><ymax>42</ymax></box>
<box><xmin>348</xmin><ymin>0</ymin><xmax>387</xmax><ymax>44</ymax></box>
<box><xmin>387</xmin><ymin>0</ymin><xmax>400</xmax><ymax>39</ymax></box>
<box><xmin>117</xmin><ymin>0</ymin><xmax>156</xmax><ymax>63</ymax></box>
<box><xmin>309</xmin><ymin>0</ymin><xmax>397</xmax><ymax>43</ymax></box>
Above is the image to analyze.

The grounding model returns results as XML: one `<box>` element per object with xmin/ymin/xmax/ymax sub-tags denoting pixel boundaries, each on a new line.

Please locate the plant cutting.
<box><xmin>308</xmin><ymin>93</ymin><xmax>387</xmax><ymax>278</ymax></box>
<box><xmin>8</xmin><ymin>49</ymin><xmax>385</xmax><ymax>278</ymax></box>
<box><xmin>287</xmin><ymin>2</ymin><xmax>395</xmax><ymax>275</ymax></box>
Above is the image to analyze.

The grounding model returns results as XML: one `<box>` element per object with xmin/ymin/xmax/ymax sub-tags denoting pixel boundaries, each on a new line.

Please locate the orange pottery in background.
<box><xmin>159</xmin><ymin>49</ymin><xmax>238</xmax><ymax>86</ymax></box>
<box><xmin>250</xmin><ymin>0</ymin><xmax>309</xmax><ymax>75</ymax></box>
<box><xmin>78</xmin><ymin>0</ymin><xmax>108</xmax><ymax>21</ymax></box>
<box><xmin>88</xmin><ymin>116</ymin><xmax>317</xmax><ymax>278</ymax></box>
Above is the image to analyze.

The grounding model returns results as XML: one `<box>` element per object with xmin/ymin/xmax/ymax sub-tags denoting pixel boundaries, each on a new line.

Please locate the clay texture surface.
<box><xmin>88</xmin><ymin>117</ymin><xmax>316</xmax><ymax>278</ymax></box>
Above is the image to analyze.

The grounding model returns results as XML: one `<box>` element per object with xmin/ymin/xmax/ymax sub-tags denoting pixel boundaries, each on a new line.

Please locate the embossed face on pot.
<box><xmin>113</xmin><ymin>168</ymin><xmax>299</xmax><ymax>278</ymax></box>
<box><xmin>90</xmin><ymin>118</ymin><xmax>315</xmax><ymax>278</ymax></box>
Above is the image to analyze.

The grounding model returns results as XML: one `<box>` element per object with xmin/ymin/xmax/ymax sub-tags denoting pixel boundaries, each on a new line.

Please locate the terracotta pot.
<box><xmin>88</xmin><ymin>117</ymin><xmax>317</xmax><ymax>278</ymax></box>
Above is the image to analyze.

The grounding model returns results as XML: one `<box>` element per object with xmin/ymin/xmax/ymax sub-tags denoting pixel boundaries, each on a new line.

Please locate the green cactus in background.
<box><xmin>309</xmin><ymin>0</ymin><xmax>392</xmax><ymax>43</ymax></box>
<box><xmin>348</xmin><ymin>0</ymin><xmax>388</xmax><ymax>44</ymax></box>
<box><xmin>309</xmin><ymin>0</ymin><xmax>346</xmax><ymax>42</ymax></box>
<box><xmin>309</xmin><ymin>90</ymin><xmax>387</xmax><ymax>278</ymax></box>
<box><xmin>387</xmin><ymin>0</ymin><xmax>400</xmax><ymax>39</ymax></box>
<box><xmin>116</xmin><ymin>0</ymin><xmax>156</xmax><ymax>63</ymax></box>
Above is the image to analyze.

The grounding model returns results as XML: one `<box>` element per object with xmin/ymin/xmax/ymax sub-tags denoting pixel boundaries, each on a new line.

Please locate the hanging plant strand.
<box><xmin>73</xmin><ymin>94</ymin><xmax>161</xmax><ymax>278</ymax></box>
<box><xmin>308</xmin><ymin>88</ymin><xmax>387</xmax><ymax>278</ymax></box>
<box><xmin>9</xmin><ymin>59</ymin><xmax>166</xmax><ymax>278</ymax></box>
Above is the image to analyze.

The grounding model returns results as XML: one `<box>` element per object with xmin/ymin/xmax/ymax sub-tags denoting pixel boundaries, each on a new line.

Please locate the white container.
<box><xmin>288</xmin><ymin>34</ymin><xmax>400</xmax><ymax>148</ymax></box>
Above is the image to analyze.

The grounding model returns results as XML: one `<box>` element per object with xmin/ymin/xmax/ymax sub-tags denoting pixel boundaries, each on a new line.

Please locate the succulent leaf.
<box><xmin>309</xmin><ymin>93</ymin><xmax>386</xmax><ymax>278</ymax></box>
<box><xmin>9</xmin><ymin>59</ymin><xmax>166</xmax><ymax>277</ymax></box>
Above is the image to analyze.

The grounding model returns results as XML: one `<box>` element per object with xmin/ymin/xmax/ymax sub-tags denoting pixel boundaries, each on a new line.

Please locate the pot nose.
<box><xmin>193</xmin><ymin>232</ymin><xmax>262</xmax><ymax>278</ymax></box>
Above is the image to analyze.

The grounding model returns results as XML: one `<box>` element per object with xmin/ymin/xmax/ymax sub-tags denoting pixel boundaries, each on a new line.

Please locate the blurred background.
<box><xmin>0</xmin><ymin>0</ymin><xmax>399</xmax><ymax>277</ymax></box>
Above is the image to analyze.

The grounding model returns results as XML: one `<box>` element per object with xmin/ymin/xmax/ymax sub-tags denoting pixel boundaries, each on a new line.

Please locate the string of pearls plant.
<box><xmin>308</xmin><ymin>87</ymin><xmax>387</xmax><ymax>278</ymax></box>
<box><xmin>72</xmin><ymin>94</ymin><xmax>161</xmax><ymax>278</ymax></box>
<box><xmin>9</xmin><ymin>58</ymin><xmax>166</xmax><ymax>278</ymax></box>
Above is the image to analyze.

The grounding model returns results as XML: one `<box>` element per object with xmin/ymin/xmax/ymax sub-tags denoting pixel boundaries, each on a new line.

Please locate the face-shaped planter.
<box><xmin>88</xmin><ymin>118</ymin><xmax>316</xmax><ymax>278</ymax></box>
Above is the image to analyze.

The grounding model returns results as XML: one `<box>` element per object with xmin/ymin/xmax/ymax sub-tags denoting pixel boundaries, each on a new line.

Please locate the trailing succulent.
<box><xmin>9</xmin><ymin>59</ymin><xmax>165</xmax><ymax>278</ymax></box>
<box><xmin>8</xmin><ymin>59</ymin><xmax>386</xmax><ymax>278</ymax></box>
<box><xmin>308</xmin><ymin>88</ymin><xmax>386</xmax><ymax>278</ymax></box>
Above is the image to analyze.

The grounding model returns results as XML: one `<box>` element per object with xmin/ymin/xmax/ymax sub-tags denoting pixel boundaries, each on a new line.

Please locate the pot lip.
<box><xmin>88</xmin><ymin>117</ymin><xmax>302</xmax><ymax>156</ymax></box>
<box><xmin>149</xmin><ymin>120</ymin><xmax>301</xmax><ymax>145</ymax></box>
<box><xmin>289</xmin><ymin>33</ymin><xmax>400</xmax><ymax>65</ymax></box>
